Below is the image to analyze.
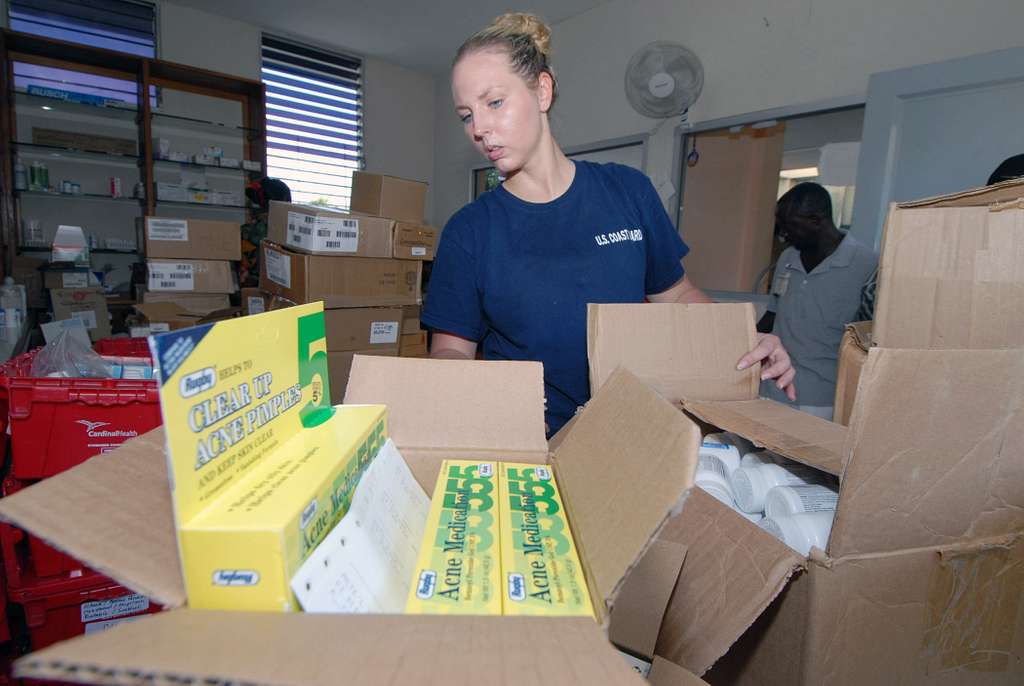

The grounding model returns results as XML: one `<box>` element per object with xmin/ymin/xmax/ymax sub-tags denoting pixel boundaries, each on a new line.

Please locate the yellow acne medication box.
<box><xmin>499</xmin><ymin>463</ymin><xmax>593</xmax><ymax>617</ymax></box>
<box><xmin>150</xmin><ymin>302</ymin><xmax>388</xmax><ymax>611</ymax></box>
<box><xmin>406</xmin><ymin>460</ymin><xmax>501</xmax><ymax>614</ymax></box>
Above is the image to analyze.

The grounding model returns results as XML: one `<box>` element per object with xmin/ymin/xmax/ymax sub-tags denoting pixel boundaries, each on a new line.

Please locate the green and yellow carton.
<box><xmin>406</xmin><ymin>460</ymin><xmax>501</xmax><ymax>614</ymax></box>
<box><xmin>149</xmin><ymin>302</ymin><xmax>387</xmax><ymax>611</ymax></box>
<box><xmin>499</xmin><ymin>462</ymin><xmax>593</xmax><ymax>617</ymax></box>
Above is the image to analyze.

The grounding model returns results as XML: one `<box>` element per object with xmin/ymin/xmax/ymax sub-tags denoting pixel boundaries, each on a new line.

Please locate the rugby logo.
<box><xmin>416</xmin><ymin>570</ymin><xmax>437</xmax><ymax>599</ymax></box>
<box><xmin>507</xmin><ymin>573</ymin><xmax>526</xmax><ymax>602</ymax></box>
<box><xmin>479</xmin><ymin>463</ymin><xmax>493</xmax><ymax>478</ymax></box>
<box><xmin>534</xmin><ymin>466</ymin><xmax>551</xmax><ymax>481</ymax></box>
<box><xmin>300</xmin><ymin>499</ymin><xmax>318</xmax><ymax>530</ymax></box>
<box><xmin>180</xmin><ymin>367</ymin><xmax>216</xmax><ymax>398</ymax></box>
<box><xmin>212</xmin><ymin>569</ymin><xmax>260</xmax><ymax>586</ymax></box>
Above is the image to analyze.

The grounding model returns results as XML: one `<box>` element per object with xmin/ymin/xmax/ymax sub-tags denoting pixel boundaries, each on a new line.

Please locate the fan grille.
<box><xmin>625</xmin><ymin>41</ymin><xmax>704</xmax><ymax>119</ymax></box>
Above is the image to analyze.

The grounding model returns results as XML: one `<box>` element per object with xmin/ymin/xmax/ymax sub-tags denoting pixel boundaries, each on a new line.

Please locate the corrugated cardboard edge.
<box><xmin>14</xmin><ymin>611</ymin><xmax>646</xmax><ymax>686</ymax></box>
<box><xmin>0</xmin><ymin>428</ymin><xmax>184</xmax><ymax>607</ymax></box>
<box><xmin>896</xmin><ymin>177</ymin><xmax>1024</xmax><ymax>208</ymax></box>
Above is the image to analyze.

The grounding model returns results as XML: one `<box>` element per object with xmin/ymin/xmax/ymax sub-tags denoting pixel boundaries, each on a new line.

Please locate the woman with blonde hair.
<box><xmin>423</xmin><ymin>13</ymin><xmax>796</xmax><ymax>435</ymax></box>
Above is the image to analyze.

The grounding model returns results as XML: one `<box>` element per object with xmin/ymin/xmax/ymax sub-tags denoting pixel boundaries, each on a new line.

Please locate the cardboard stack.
<box><xmin>258</xmin><ymin>172</ymin><xmax>437</xmax><ymax>395</ymax></box>
<box><xmin>137</xmin><ymin>217</ymin><xmax>240</xmax><ymax>332</ymax></box>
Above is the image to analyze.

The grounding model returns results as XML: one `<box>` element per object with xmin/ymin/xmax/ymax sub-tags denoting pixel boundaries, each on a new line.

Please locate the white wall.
<box><xmin>158</xmin><ymin>3</ymin><xmax>261</xmax><ymax>80</ymax></box>
<box><xmin>432</xmin><ymin>0</ymin><xmax>1024</xmax><ymax>229</ymax></box>
<box><xmin>158</xmin><ymin>2</ymin><xmax>435</xmax><ymax>214</ymax></box>
<box><xmin>362</xmin><ymin>58</ymin><xmax>435</xmax><ymax>221</ymax></box>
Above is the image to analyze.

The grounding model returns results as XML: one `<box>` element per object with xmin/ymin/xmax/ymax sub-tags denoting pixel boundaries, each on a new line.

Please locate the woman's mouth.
<box><xmin>487</xmin><ymin>146</ymin><xmax>504</xmax><ymax>161</ymax></box>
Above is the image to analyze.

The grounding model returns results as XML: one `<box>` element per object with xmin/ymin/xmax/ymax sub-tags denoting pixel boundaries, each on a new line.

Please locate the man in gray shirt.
<box><xmin>757</xmin><ymin>182</ymin><xmax>878</xmax><ymax>419</ymax></box>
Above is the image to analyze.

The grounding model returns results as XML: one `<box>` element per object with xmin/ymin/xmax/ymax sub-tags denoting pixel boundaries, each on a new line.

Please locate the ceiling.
<box><xmin>169</xmin><ymin>0</ymin><xmax>612</xmax><ymax>74</ymax></box>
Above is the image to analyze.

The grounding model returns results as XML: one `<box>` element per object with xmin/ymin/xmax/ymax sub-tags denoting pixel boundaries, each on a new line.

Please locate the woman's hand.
<box><xmin>736</xmin><ymin>333</ymin><xmax>796</xmax><ymax>401</ymax></box>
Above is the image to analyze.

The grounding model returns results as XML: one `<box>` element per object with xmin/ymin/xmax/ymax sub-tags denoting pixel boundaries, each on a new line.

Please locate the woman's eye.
<box><xmin>459</xmin><ymin>113</ymin><xmax>472</xmax><ymax>124</ymax></box>
<box><xmin>489</xmin><ymin>99</ymin><xmax>503</xmax><ymax>108</ymax></box>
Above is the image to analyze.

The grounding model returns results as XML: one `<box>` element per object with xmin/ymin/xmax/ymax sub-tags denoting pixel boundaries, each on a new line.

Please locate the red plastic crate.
<box><xmin>0</xmin><ymin>348</ymin><xmax>161</xmax><ymax>479</ymax></box>
<box><xmin>92</xmin><ymin>337</ymin><xmax>152</xmax><ymax>358</ymax></box>
<box><xmin>0</xmin><ymin>479</ymin><xmax>93</xmax><ymax>589</ymax></box>
<box><xmin>10</xmin><ymin>576</ymin><xmax>160</xmax><ymax>652</ymax></box>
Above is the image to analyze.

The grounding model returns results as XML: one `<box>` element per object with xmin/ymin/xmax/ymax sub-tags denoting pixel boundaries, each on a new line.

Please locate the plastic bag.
<box><xmin>30</xmin><ymin>329</ymin><xmax>114</xmax><ymax>378</ymax></box>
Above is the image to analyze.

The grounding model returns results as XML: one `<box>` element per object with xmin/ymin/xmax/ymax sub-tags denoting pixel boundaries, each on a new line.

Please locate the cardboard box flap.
<box><xmin>16</xmin><ymin>610</ymin><xmax>645</xmax><ymax>686</ymax></box>
<box><xmin>682</xmin><ymin>399</ymin><xmax>845</xmax><ymax>476</ymax></box>
<box><xmin>0</xmin><ymin>428</ymin><xmax>183</xmax><ymax>607</ymax></box>
<box><xmin>344</xmin><ymin>356</ymin><xmax>546</xmax><ymax>453</ymax></box>
<box><xmin>829</xmin><ymin>347</ymin><xmax>1024</xmax><ymax>558</ymax></box>
<box><xmin>551</xmin><ymin>367</ymin><xmax>699</xmax><ymax>623</ymax></box>
<box><xmin>896</xmin><ymin>177</ymin><xmax>1024</xmax><ymax>208</ymax></box>
<box><xmin>654</xmin><ymin>488</ymin><xmax>805</xmax><ymax>675</ymax></box>
<box><xmin>588</xmin><ymin>303</ymin><xmax>759</xmax><ymax>403</ymax></box>
<box><xmin>648</xmin><ymin>656</ymin><xmax>712</xmax><ymax>686</ymax></box>
<box><xmin>874</xmin><ymin>191</ymin><xmax>1024</xmax><ymax>349</ymax></box>
<box><xmin>609</xmin><ymin>540</ymin><xmax>688</xmax><ymax>659</ymax></box>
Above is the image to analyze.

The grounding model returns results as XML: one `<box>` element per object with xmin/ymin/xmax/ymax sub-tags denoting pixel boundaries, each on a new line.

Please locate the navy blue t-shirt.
<box><xmin>422</xmin><ymin>161</ymin><xmax>689</xmax><ymax>435</ymax></box>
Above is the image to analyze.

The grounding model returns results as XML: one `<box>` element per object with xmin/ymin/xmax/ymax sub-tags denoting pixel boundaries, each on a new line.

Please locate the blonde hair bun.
<box><xmin>489</xmin><ymin>13</ymin><xmax>551</xmax><ymax>58</ymax></box>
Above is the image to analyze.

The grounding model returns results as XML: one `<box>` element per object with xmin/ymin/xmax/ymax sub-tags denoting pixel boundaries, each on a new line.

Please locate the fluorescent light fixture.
<box><xmin>40</xmin><ymin>105</ymin><xmax>52</xmax><ymax>111</ymax></box>
<box><xmin>780</xmin><ymin>166</ymin><xmax>819</xmax><ymax>179</ymax></box>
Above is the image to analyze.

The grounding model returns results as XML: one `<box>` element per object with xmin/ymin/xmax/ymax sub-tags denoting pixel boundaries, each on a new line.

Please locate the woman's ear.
<box><xmin>537</xmin><ymin>71</ymin><xmax>554</xmax><ymax>113</ymax></box>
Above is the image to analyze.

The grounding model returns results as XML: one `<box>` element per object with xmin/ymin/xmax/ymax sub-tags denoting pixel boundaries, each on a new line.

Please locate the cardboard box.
<box><xmin>400</xmin><ymin>330</ymin><xmax>428</xmax><ymax>358</ymax></box>
<box><xmin>42</xmin><ymin>268</ymin><xmax>96</xmax><ymax>290</ymax></box>
<box><xmin>140</xmin><ymin>291</ymin><xmax>231</xmax><ymax>315</ymax></box>
<box><xmin>326</xmin><ymin>347</ymin><xmax>399</xmax><ymax>404</ymax></box>
<box><xmin>873</xmin><ymin>178</ymin><xmax>1024</xmax><ymax>349</ymax></box>
<box><xmin>141</xmin><ymin>217</ymin><xmax>241</xmax><ymax>261</ymax></box>
<box><xmin>133</xmin><ymin>303</ymin><xmax>240</xmax><ymax>333</ymax></box>
<box><xmin>586</xmin><ymin>301</ymin><xmax>1024</xmax><ymax>684</ymax></box>
<box><xmin>241</xmin><ymin>287</ymin><xmax>268</xmax><ymax>316</ymax></box>
<box><xmin>49</xmin><ymin>288</ymin><xmax>111</xmax><ymax>341</ymax></box>
<box><xmin>267</xmin><ymin>201</ymin><xmax>395</xmax><ymax>258</ymax></box>
<box><xmin>393</xmin><ymin>222</ymin><xmax>437</xmax><ymax>260</ymax></box>
<box><xmin>350</xmin><ymin>171</ymin><xmax>427</xmax><ymax>224</ymax></box>
<box><xmin>325</xmin><ymin>306</ymin><xmax>403</xmax><ymax>352</ymax></box>
<box><xmin>12</xmin><ymin>255</ymin><xmax>46</xmax><ymax>309</ymax></box>
<box><xmin>832</xmin><ymin>321</ymin><xmax>871</xmax><ymax>426</ymax></box>
<box><xmin>259</xmin><ymin>241</ymin><xmax>421</xmax><ymax>307</ymax></box>
<box><xmin>402</xmin><ymin>304</ymin><xmax>422</xmax><ymax>333</ymax></box>
<box><xmin>147</xmin><ymin>259</ymin><xmax>236</xmax><ymax>294</ymax></box>
<box><xmin>0</xmin><ymin>353</ymin><xmax>706</xmax><ymax>683</ymax></box>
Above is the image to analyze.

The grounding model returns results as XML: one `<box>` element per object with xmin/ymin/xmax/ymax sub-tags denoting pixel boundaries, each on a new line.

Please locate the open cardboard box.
<box><xmin>0</xmin><ymin>353</ymin><xmax>709</xmax><ymax>684</ymax></box>
<box><xmin>588</xmin><ymin>296</ymin><xmax>1024</xmax><ymax>682</ymax></box>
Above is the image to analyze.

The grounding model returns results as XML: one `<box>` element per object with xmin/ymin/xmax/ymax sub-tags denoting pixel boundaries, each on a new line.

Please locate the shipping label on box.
<box><xmin>264</xmin><ymin>246</ymin><xmax>292</xmax><ymax>289</ymax></box>
<box><xmin>148</xmin><ymin>262</ymin><xmax>195</xmax><ymax>291</ymax></box>
<box><xmin>147</xmin><ymin>218</ymin><xmax>189</xmax><ymax>242</ymax></box>
<box><xmin>406</xmin><ymin>460</ymin><xmax>501</xmax><ymax>615</ymax></box>
<box><xmin>149</xmin><ymin>303</ymin><xmax>388</xmax><ymax>611</ymax></box>
<box><xmin>287</xmin><ymin>211</ymin><xmax>359</xmax><ymax>254</ymax></box>
<box><xmin>499</xmin><ymin>463</ymin><xmax>593</xmax><ymax>617</ymax></box>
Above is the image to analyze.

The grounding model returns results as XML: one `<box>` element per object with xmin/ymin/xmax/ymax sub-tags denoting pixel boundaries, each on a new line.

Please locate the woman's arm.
<box><xmin>430</xmin><ymin>331</ymin><xmax>478</xmax><ymax>360</ymax></box>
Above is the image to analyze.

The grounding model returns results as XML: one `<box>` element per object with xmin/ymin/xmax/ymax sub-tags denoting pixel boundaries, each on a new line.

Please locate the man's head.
<box><xmin>988</xmin><ymin>154</ymin><xmax>1024</xmax><ymax>186</ymax></box>
<box><xmin>775</xmin><ymin>182</ymin><xmax>835</xmax><ymax>251</ymax></box>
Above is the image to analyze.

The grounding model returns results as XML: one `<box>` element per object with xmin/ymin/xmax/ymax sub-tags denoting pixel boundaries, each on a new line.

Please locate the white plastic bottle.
<box><xmin>740</xmin><ymin>451</ymin><xmax>775</xmax><ymax>469</ymax></box>
<box><xmin>698</xmin><ymin>440</ymin><xmax>741</xmax><ymax>473</ymax></box>
<box><xmin>694</xmin><ymin>454</ymin><xmax>735</xmax><ymax>506</ymax></box>
<box><xmin>759</xmin><ymin>512</ymin><xmax>835</xmax><ymax>556</ymax></box>
<box><xmin>704</xmin><ymin>431</ymin><xmax>755</xmax><ymax>457</ymax></box>
<box><xmin>0</xmin><ymin>277</ymin><xmax>25</xmax><ymax>343</ymax></box>
<box><xmin>765</xmin><ymin>484</ymin><xmax>839</xmax><ymax>519</ymax></box>
<box><xmin>730</xmin><ymin>462</ymin><xmax>828</xmax><ymax>514</ymax></box>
